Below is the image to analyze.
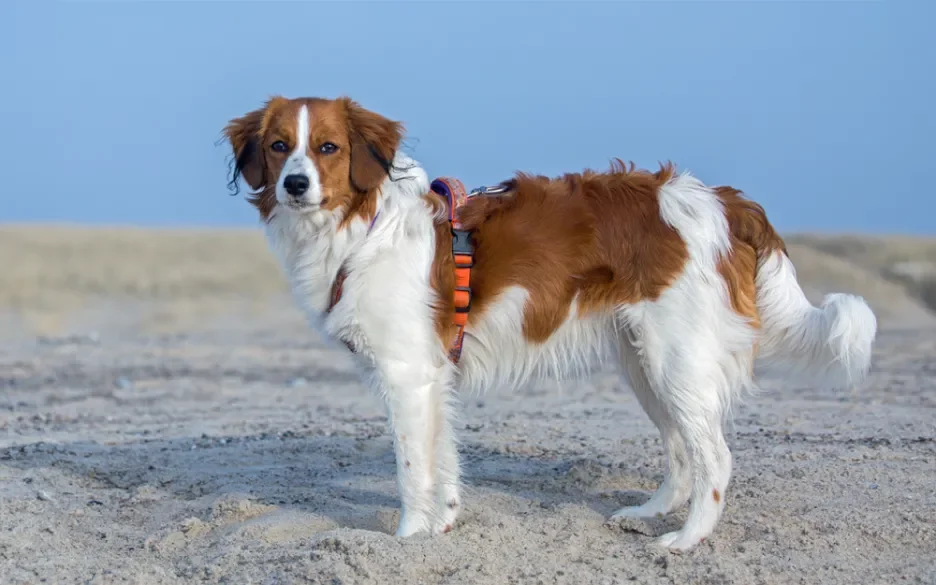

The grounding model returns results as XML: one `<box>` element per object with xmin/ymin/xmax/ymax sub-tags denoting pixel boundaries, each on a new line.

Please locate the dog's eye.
<box><xmin>319</xmin><ymin>142</ymin><xmax>338</xmax><ymax>155</ymax></box>
<box><xmin>270</xmin><ymin>141</ymin><xmax>289</xmax><ymax>153</ymax></box>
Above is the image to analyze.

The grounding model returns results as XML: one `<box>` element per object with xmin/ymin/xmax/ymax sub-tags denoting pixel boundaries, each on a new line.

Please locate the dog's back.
<box><xmin>447</xmin><ymin>160</ymin><xmax>876</xmax><ymax>549</ymax></box>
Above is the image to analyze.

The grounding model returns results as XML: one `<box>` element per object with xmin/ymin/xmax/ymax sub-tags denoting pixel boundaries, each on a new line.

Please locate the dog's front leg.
<box><xmin>431</xmin><ymin>374</ymin><xmax>461</xmax><ymax>534</ymax></box>
<box><xmin>376</xmin><ymin>359</ymin><xmax>437</xmax><ymax>537</ymax></box>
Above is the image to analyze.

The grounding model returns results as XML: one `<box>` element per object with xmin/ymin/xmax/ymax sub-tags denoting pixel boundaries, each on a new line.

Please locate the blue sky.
<box><xmin>3</xmin><ymin>0</ymin><xmax>933</xmax><ymax>234</ymax></box>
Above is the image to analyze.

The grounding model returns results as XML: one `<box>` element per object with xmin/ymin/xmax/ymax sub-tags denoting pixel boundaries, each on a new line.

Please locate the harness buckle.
<box><xmin>452</xmin><ymin>229</ymin><xmax>474</xmax><ymax>261</ymax></box>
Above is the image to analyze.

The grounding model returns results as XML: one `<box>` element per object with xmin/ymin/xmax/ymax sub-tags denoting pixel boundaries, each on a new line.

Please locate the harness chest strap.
<box><xmin>326</xmin><ymin>177</ymin><xmax>475</xmax><ymax>363</ymax></box>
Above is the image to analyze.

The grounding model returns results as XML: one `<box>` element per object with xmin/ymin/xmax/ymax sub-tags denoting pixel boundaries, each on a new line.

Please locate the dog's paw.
<box><xmin>655</xmin><ymin>529</ymin><xmax>706</xmax><ymax>552</ymax></box>
<box><xmin>610</xmin><ymin>504</ymin><xmax>666</xmax><ymax>520</ymax></box>
<box><xmin>394</xmin><ymin>512</ymin><xmax>431</xmax><ymax>537</ymax></box>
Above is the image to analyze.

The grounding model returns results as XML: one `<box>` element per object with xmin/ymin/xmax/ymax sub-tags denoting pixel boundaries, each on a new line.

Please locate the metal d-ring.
<box><xmin>469</xmin><ymin>183</ymin><xmax>512</xmax><ymax>197</ymax></box>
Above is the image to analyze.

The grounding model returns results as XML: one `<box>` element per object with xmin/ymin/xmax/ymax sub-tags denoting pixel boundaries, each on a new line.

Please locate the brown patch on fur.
<box><xmin>223</xmin><ymin>96</ymin><xmax>403</xmax><ymax>228</ymax></box>
<box><xmin>334</xmin><ymin>98</ymin><xmax>402</xmax><ymax>229</ymax></box>
<box><xmin>712</xmin><ymin>489</ymin><xmax>721</xmax><ymax>503</ymax></box>
<box><xmin>716</xmin><ymin>187</ymin><xmax>788</xmax><ymax>259</ymax></box>
<box><xmin>715</xmin><ymin>186</ymin><xmax>788</xmax><ymax>329</ymax></box>
<box><xmin>442</xmin><ymin>524</ymin><xmax>452</xmax><ymax>534</ymax></box>
<box><xmin>429</xmin><ymin>160</ymin><xmax>689</xmax><ymax>344</ymax></box>
<box><xmin>717</xmin><ymin>245</ymin><xmax>761</xmax><ymax>329</ymax></box>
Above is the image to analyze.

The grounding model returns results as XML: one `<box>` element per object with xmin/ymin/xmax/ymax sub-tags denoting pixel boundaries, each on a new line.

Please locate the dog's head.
<box><xmin>223</xmin><ymin>96</ymin><xmax>403</xmax><ymax>223</ymax></box>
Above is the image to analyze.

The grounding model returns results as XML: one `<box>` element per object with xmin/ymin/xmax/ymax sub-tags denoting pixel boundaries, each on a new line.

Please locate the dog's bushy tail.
<box><xmin>720</xmin><ymin>189</ymin><xmax>877</xmax><ymax>388</ymax></box>
<box><xmin>753</xmin><ymin>248</ymin><xmax>877</xmax><ymax>388</ymax></box>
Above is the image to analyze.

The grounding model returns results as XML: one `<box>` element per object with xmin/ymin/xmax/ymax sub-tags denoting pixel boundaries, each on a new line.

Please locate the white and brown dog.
<box><xmin>223</xmin><ymin>96</ymin><xmax>876</xmax><ymax>551</ymax></box>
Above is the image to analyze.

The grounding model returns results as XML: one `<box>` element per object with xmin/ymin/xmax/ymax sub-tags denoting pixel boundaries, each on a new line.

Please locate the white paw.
<box><xmin>394</xmin><ymin>512</ymin><xmax>430</xmax><ymax>537</ymax></box>
<box><xmin>655</xmin><ymin>529</ymin><xmax>706</xmax><ymax>551</ymax></box>
<box><xmin>610</xmin><ymin>504</ymin><xmax>666</xmax><ymax>520</ymax></box>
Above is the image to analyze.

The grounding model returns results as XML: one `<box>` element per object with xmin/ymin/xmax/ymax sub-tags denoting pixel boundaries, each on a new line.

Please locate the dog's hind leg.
<box><xmin>654</xmin><ymin>384</ymin><xmax>733</xmax><ymax>551</ymax></box>
<box><xmin>615</xmin><ymin>295</ymin><xmax>752</xmax><ymax>551</ymax></box>
<box><xmin>635</xmin><ymin>331</ymin><xmax>739</xmax><ymax>551</ymax></box>
<box><xmin>610</xmin><ymin>334</ymin><xmax>691</xmax><ymax>520</ymax></box>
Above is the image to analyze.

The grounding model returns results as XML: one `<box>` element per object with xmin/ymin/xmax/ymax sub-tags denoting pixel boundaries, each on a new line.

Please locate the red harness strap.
<box><xmin>327</xmin><ymin>212</ymin><xmax>380</xmax><ymax>353</ymax></box>
<box><xmin>329</xmin><ymin>268</ymin><xmax>347</xmax><ymax>313</ymax></box>
<box><xmin>326</xmin><ymin>178</ymin><xmax>475</xmax><ymax>364</ymax></box>
<box><xmin>326</xmin><ymin>265</ymin><xmax>355</xmax><ymax>353</ymax></box>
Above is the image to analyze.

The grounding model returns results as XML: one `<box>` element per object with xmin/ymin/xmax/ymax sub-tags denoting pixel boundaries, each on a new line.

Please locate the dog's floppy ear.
<box><xmin>342</xmin><ymin>98</ymin><xmax>404</xmax><ymax>193</ymax></box>
<box><xmin>224</xmin><ymin>99</ymin><xmax>281</xmax><ymax>193</ymax></box>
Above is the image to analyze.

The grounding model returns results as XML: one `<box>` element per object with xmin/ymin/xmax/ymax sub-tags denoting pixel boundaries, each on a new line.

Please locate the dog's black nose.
<box><xmin>283</xmin><ymin>174</ymin><xmax>310</xmax><ymax>196</ymax></box>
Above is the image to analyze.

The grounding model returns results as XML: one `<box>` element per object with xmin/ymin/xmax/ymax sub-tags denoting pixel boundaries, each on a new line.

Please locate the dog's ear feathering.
<box><xmin>341</xmin><ymin>97</ymin><xmax>404</xmax><ymax>193</ymax></box>
<box><xmin>223</xmin><ymin>109</ymin><xmax>266</xmax><ymax>194</ymax></box>
<box><xmin>223</xmin><ymin>97</ymin><xmax>287</xmax><ymax>195</ymax></box>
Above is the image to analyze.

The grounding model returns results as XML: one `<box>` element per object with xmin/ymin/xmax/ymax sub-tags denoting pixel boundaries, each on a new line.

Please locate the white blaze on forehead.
<box><xmin>292</xmin><ymin>105</ymin><xmax>309</xmax><ymax>159</ymax></box>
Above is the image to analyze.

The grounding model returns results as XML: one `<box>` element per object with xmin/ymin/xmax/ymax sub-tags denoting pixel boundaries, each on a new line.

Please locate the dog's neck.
<box><xmin>262</xmin><ymin>153</ymin><xmax>431</xmax><ymax>322</ymax></box>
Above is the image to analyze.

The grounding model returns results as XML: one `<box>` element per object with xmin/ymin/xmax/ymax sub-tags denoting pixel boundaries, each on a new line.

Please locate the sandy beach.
<box><xmin>1</xmin><ymin>226</ymin><xmax>934</xmax><ymax>585</ymax></box>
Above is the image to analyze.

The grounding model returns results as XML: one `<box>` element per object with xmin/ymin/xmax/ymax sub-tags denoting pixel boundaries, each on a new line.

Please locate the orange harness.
<box><xmin>326</xmin><ymin>176</ymin><xmax>476</xmax><ymax>364</ymax></box>
<box><xmin>430</xmin><ymin>177</ymin><xmax>474</xmax><ymax>363</ymax></box>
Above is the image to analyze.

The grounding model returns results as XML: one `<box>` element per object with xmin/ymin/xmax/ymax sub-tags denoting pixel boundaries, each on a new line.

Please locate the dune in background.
<box><xmin>787</xmin><ymin>234</ymin><xmax>936</xmax><ymax>317</ymax></box>
<box><xmin>0</xmin><ymin>225</ymin><xmax>293</xmax><ymax>337</ymax></box>
<box><xmin>1</xmin><ymin>224</ymin><xmax>933</xmax><ymax>338</ymax></box>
